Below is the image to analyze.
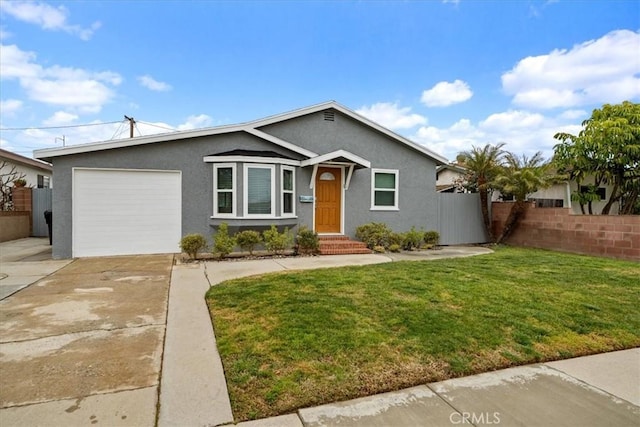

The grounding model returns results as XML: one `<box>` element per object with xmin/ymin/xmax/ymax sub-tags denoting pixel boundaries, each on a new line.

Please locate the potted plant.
<box><xmin>13</xmin><ymin>178</ymin><xmax>27</xmax><ymax>187</ymax></box>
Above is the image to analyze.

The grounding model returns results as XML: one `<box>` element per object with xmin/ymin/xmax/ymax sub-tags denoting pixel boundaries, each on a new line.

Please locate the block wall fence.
<box><xmin>491</xmin><ymin>202</ymin><xmax>639</xmax><ymax>262</ymax></box>
<box><xmin>0</xmin><ymin>187</ymin><xmax>33</xmax><ymax>242</ymax></box>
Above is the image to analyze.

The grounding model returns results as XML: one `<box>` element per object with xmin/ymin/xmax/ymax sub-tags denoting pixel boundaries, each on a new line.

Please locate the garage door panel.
<box><xmin>73</xmin><ymin>169</ymin><xmax>181</xmax><ymax>257</ymax></box>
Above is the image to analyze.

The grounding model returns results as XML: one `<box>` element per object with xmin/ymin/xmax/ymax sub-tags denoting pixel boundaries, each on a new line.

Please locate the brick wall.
<box><xmin>492</xmin><ymin>202</ymin><xmax>640</xmax><ymax>262</ymax></box>
<box><xmin>0</xmin><ymin>211</ymin><xmax>31</xmax><ymax>242</ymax></box>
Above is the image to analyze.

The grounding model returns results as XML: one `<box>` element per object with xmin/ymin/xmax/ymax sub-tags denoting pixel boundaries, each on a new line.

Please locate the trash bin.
<box><xmin>44</xmin><ymin>210</ymin><xmax>52</xmax><ymax>245</ymax></box>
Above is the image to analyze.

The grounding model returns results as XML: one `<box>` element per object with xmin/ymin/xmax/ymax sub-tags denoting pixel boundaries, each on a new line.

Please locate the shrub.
<box><xmin>212</xmin><ymin>223</ymin><xmax>236</xmax><ymax>259</ymax></box>
<box><xmin>402</xmin><ymin>226</ymin><xmax>424</xmax><ymax>251</ymax></box>
<box><xmin>296</xmin><ymin>226</ymin><xmax>319</xmax><ymax>255</ymax></box>
<box><xmin>235</xmin><ymin>230</ymin><xmax>262</xmax><ymax>255</ymax></box>
<box><xmin>424</xmin><ymin>230</ymin><xmax>440</xmax><ymax>247</ymax></box>
<box><xmin>355</xmin><ymin>222</ymin><xmax>393</xmax><ymax>249</ymax></box>
<box><xmin>179</xmin><ymin>234</ymin><xmax>207</xmax><ymax>260</ymax></box>
<box><xmin>388</xmin><ymin>232</ymin><xmax>404</xmax><ymax>247</ymax></box>
<box><xmin>373</xmin><ymin>245</ymin><xmax>386</xmax><ymax>253</ymax></box>
<box><xmin>263</xmin><ymin>225</ymin><xmax>293</xmax><ymax>255</ymax></box>
<box><xmin>388</xmin><ymin>243</ymin><xmax>401</xmax><ymax>253</ymax></box>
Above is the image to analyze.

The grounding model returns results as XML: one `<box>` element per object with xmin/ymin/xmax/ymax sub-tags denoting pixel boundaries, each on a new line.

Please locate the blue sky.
<box><xmin>1</xmin><ymin>0</ymin><xmax>638</xmax><ymax>161</ymax></box>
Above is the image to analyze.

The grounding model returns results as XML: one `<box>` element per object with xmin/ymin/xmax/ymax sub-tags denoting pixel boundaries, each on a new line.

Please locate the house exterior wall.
<box><xmin>2</xmin><ymin>161</ymin><xmax>52</xmax><ymax>189</ymax></box>
<box><xmin>495</xmin><ymin>177</ymin><xmax>619</xmax><ymax>215</ymax></box>
<box><xmin>436</xmin><ymin>169</ymin><xmax>463</xmax><ymax>187</ymax></box>
<box><xmin>48</xmin><ymin>109</ymin><xmax>442</xmax><ymax>259</ymax></box>
<box><xmin>50</xmin><ymin>132</ymin><xmax>303</xmax><ymax>258</ymax></box>
<box><xmin>259</xmin><ymin>111</ymin><xmax>440</xmax><ymax>236</ymax></box>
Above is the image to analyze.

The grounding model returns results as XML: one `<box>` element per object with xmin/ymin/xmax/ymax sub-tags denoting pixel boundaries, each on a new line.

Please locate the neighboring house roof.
<box><xmin>0</xmin><ymin>148</ymin><xmax>52</xmax><ymax>172</ymax></box>
<box><xmin>34</xmin><ymin>101</ymin><xmax>448</xmax><ymax>165</ymax></box>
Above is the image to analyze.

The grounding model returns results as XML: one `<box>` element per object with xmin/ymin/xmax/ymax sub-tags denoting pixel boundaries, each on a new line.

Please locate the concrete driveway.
<box><xmin>0</xmin><ymin>245</ymin><xmax>172</xmax><ymax>426</ymax></box>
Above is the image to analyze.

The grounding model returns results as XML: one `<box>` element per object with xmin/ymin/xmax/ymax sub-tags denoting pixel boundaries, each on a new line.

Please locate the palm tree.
<box><xmin>457</xmin><ymin>143</ymin><xmax>506</xmax><ymax>242</ymax></box>
<box><xmin>493</xmin><ymin>152</ymin><xmax>554</xmax><ymax>243</ymax></box>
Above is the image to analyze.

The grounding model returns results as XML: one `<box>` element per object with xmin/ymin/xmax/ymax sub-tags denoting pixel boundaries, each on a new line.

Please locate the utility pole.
<box><xmin>124</xmin><ymin>115</ymin><xmax>135</xmax><ymax>138</ymax></box>
<box><xmin>55</xmin><ymin>135</ymin><xmax>66</xmax><ymax>146</ymax></box>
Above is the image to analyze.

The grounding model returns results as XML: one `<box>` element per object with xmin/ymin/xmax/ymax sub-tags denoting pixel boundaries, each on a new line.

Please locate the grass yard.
<box><xmin>205</xmin><ymin>246</ymin><xmax>640</xmax><ymax>421</ymax></box>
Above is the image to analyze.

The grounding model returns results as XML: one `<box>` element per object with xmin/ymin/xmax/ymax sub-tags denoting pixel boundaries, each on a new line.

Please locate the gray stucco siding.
<box><xmin>50</xmin><ymin>132</ymin><xmax>304</xmax><ymax>258</ymax></box>
<box><xmin>260</xmin><ymin>110</ymin><xmax>439</xmax><ymax>236</ymax></box>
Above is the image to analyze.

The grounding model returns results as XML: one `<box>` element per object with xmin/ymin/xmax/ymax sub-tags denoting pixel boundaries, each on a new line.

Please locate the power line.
<box><xmin>1</xmin><ymin>121</ymin><xmax>122</xmax><ymax>131</ymax></box>
<box><xmin>137</xmin><ymin>120</ymin><xmax>178</xmax><ymax>132</ymax></box>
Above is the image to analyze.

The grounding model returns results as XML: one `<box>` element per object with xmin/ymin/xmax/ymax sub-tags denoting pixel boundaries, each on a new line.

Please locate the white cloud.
<box><xmin>43</xmin><ymin>111</ymin><xmax>79</xmax><ymax>126</ymax></box>
<box><xmin>0</xmin><ymin>1</ymin><xmax>101</xmax><ymax>40</ymax></box>
<box><xmin>557</xmin><ymin>109</ymin><xmax>587</xmax><ymax>120</ymax></box>
<box><xmin>421</xmin><ymin>80</ymin><xmax>473</xmax><ymax>107</ymax></box>
<box><xmin>502</xmin><ymin>29</ymin><xmax>640</xmax><ymax>109</ymax></box>
<box><xmin>0</xmin><ymin>99</ymin><xmax>23</xmax><ymax>114</ymax></box>
<box><xmin>0</xmin><ymin>43</ymin><xmax>121</xmax><ymax>113</ymax></box>
<box><xmin>138</xmin><ymin>75</ymin><xmax>172</xmax><ymax>92</ymax></box>
<box><xmin>177</xmin><ymin>114</ymin><xmax>213</xmax><ymax>130</ymax></box>
<box><xmin>412</xmin><ymin>109</ymin><xmax>583</xmax><ymax>162</ymax></box>
<box><xmin>480</xmin><ymin>110</ymin><xmax>545</xmax><ymax>130</ymax></box>
<box><xmin>356</xmin><ymin>102</ymin><xmax>427</xmax><ymax>130</ymax></box>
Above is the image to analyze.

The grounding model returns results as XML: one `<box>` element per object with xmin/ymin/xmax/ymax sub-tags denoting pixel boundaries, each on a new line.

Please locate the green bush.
<box><xmin>373</xmin><ymin>245</ymin><xmax>386</xmax><ymax>253</ymax></box>
<box><xmin>402</xmin><ymin>226</ymin><xmax>424</xmax><ymax>251</ymax></box>
<box><xmin>296</xmin><ymin>226</ymin><xmax>319</xmax><ymax>255</ymax></box>
<box><xmin>388</xmin><ymin>232</ymin><xmax>404</xmax><ymax>247</ymax></box>
<box><xmin>388</xmin><ymin>243</ymin><xmax>401</xmax><ymax>253</ymax></box>
<box><xmin>212</xmin><ymin>223</ymin><xmax>236</xmax><ymax>259</ymax></box>
<box><xmin>263</xmin><ymin>225</ymin><xmax>293</xmax><ymax>255</ymax></box>
<box><xmin>423</xmin><ymin>230</ymin><xmax>440</xmax><ymax>247</ymax></box>
<box><xmin>355</xmin><ymin>222</ymin><xmax>393</xmax><ymax>249</ymax></box>
<box><xmin>179</xmin><ymin>234</ymin><xmax>207</xmax><ymax>260</ymax></box>
<box><xmin>235</xmin><ymin>230</ymin><xmax>262</xmax><ymax>255</ymax></box>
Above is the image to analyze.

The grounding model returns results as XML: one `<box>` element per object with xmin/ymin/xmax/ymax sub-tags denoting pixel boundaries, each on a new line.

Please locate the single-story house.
<box><xmin>436</xmin><ymin>163</ymin><xmax>468</xmax><ymax>193</ymax></box>
<box><xmin>492</xmin><ymin>176</ymin><xmax>619</xmax><ymax>215</ymax></box>
<box><xmin>34</xmin><ymin>101</ymin><xmax>448</xmax><ymax>259</ymax></box>
<box><xmin>1</xmin><ymin>148</ymin><xmax>53</xmax><ymax>189</ymax></box>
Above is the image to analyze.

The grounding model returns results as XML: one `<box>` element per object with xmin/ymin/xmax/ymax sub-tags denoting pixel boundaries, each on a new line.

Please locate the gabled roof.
<box><xmin>34</xmin><ymin>101</ymin><xmax>447</xmax><ymax>165</ymax></box>
<box><xmin>0</xmin><ymin>148</ymin><xmax>52</xmax><ymax>172</ymax></box>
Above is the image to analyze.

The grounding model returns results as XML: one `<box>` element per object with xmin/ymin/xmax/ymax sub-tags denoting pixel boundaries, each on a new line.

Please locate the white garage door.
<box><xmin>73</xmin><ymin>168</ymin><xmax>181</xmax><ymax>257</ymax></box>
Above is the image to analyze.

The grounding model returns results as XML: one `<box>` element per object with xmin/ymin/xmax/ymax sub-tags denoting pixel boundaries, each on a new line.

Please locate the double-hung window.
<box><xmin>244</xmin><ymin>164</ymin><xmax>275</xmax><ymax>217</ymax></box>
<box><xmin>281</xmin><ymin>166</ymin><xmax>295</xmax><ymax>217</ymax></box>
<box><xmin>213</xmin><ymin>163</ymin><xmax>236</xmax><ymax>217</ymax></box>
<box><xmin>371</xmin><ymin>169</ymin><xmax>399</xmax><ymax>210</ymax></box>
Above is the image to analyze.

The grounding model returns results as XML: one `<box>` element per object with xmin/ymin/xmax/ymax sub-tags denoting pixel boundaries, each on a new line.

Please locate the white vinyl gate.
<box><xmin>73</xmin><ymin>168</ymin><xmax>181</xmax><ymax>257</ymax></box>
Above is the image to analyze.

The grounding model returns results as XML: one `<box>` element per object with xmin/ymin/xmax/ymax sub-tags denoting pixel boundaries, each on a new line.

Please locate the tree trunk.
<box><xmin>601</xmin><ymin>181</ymin><xmax>620</xmax><ymax>215</ymax></box>
<box><xmin>480</xmin><ymin>187</ymin><xmax>494</xmax><ymax>242</ymax></box>
<box><xmin>497</xmin><ymin>201</ymin><xmax>527</xmax><ymax>244</ymax></box>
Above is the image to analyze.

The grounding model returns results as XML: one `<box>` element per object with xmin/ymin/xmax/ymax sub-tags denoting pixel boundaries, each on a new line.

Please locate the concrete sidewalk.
<box><xmin>160</xmin><ymin>248</ymin><xmax>639</xmax><ymax>427</ymax></box>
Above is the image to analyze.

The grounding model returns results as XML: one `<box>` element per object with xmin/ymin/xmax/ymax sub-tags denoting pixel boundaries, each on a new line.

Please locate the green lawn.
<box><xmin>205</xmin><ymin>246</ymin><xmax>640</xmax><ymax>421</ymax></box>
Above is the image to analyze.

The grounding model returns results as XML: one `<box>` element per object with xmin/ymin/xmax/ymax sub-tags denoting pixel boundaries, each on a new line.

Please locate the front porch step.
<box><xmin>318</xmin><ymin>236</ymin><xmax>371</xmax><ymax>255</ymax></box>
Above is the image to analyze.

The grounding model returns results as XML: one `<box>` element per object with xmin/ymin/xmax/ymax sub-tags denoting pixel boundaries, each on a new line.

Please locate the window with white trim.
<box><xmin>213</xmin><ymin>163</ymin><xmax>236</xmax><ymax>217</ymax></box>
<box><xmin>371</xmin><ymin>169</ymin><xmax>399</xmax><ymax>210</ymax></box>
<box><xmin>281</xmin><ymin>166</ymin><xmax>295</xmax><ymax>217</ymax></box>
<box><xmin>244</xmin><ymin>164</ymin><xmax>275</xmax><ymax>217</ymax></box>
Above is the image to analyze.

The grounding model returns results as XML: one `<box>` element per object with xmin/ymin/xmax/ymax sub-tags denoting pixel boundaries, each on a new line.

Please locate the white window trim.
<box><xmin>281</xmin><ymin>165</ymin><xmax>296</xmax><ymax>218</ymax></box>
<box><xmin>213</xmin><ymin>163</ymin><xmax>236</xmax><ymax>218</ymax></box>
<box><xmin>243</xmin><ymin>164</ymin><xmax>276</xmax><ymax>218</ymax></box>
<box><xmin>371</xmin><ymin>168</ymin><xmax>399</xmax><ymax>211</ymax></box>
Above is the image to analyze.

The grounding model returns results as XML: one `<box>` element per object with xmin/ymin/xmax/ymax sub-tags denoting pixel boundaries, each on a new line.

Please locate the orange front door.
<box><xmin>315</xmin><ymin>167</ymin><xmax>341</xmax><ymax>233</ymax></box>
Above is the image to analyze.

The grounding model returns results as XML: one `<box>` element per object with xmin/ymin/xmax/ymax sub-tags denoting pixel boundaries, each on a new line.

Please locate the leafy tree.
<box><xmin>456</xmin><ymin>143</ymin><xmax>506</xmax><ymax>241</ymax></box>
<box><xmin>554</xmin><ymin>101</ymin><xmax>640</xmax><ymax>215</ymax></box>
<box><xmin>494</xmin><ymin>152</ymin><xmax>554</xmax><ymax>243</ymax></box>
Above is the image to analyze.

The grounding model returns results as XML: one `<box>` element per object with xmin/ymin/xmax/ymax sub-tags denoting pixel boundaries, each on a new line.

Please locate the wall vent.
<box><xmin>323</xmin><ymin>110</ymin><xmax>335</xmax><ymax>121</ymax></box>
